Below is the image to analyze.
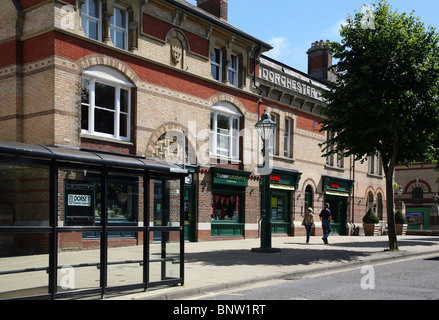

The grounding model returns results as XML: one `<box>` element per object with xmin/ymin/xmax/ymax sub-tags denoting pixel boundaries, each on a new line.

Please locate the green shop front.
<box><xmin>322</xmin><ymin>175</ymin><xmax>354</xmax><ymax>236</ymax></box>
<box><xmin>211</xmin><ymin>167</ymin><xmax>251</xmax><ymax>238</ymax></box>
<box><xmin>269</xmin><ymin>168</ymin><xmax>302</xmax><ymax>235</ymax></box>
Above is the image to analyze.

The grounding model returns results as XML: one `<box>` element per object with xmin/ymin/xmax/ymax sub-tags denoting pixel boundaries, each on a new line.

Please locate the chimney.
<box><xmin>197</xmin><ymin>0</ymin><xmax>228</xmax><ymax>21</ymax></box>
<box><xmin>307</xmin><ymin>40</ymin><xmax>333</xmax><ymax>82</ymax></box>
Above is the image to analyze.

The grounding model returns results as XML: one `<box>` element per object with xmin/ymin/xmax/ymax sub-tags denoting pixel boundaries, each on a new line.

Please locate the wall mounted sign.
<box><xmin>211</xmin><ymin>167</ymin><xmax>251</xmax><ymax>187</ymax></box>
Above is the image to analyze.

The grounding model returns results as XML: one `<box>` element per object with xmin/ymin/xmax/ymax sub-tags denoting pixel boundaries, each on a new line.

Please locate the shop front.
<box><xmin>322</xmin><ymin>175</ymin><xmax>354</xmax><ymax>236</ymax></box>
<box><xmin>269</xmin><ymin>168</ymin><xmax>302</xmax><ymax>235</ymax></box>
<box><xmin>210</xmin><ymin>167</ymin><xmax>251</xmax><ymax>238</ymax></box>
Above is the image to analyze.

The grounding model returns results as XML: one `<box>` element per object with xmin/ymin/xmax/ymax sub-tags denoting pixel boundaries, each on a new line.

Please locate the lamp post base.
<box><xmin>251</xmin><ymin>247</ymin><xmax>281</xmax><ymax>253</ymax></box>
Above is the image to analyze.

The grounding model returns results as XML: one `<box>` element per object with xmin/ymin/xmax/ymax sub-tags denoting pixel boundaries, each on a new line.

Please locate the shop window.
<box><xmin>110</xmin><ymin>6</ymin><xmax>128</xmax><ymax>50</ymax></box>
<box><xmin>209</xmin><ymin>102</ymin><xmax>241</xmax><ymax>160</ymax></box>
<box><xmin>271</xmin><ymin>191</ymin><xmax>289</xmax><ymax>222</ymax></box>
<box><xmin>81</xmin><ymin>0</ymin><xmax>102</xmax><ymax>41</ymax></box>
<box><xmin>81</xmin><ymin>71</ymin><xmax>133</xmax><ymax>141</ymax></box>
<box><xmin>212</xmin><ymin>194</ymin><xmax>241</xmax><ymax>222</ymax></box>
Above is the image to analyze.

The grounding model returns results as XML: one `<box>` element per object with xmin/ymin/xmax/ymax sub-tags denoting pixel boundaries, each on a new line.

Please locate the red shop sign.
<box><xmin>330</xmin><ymin>182</ymin><xmax>339</xmax><ymax>189</ymax></box>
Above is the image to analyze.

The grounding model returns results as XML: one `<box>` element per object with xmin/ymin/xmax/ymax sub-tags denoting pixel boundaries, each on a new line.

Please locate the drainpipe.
<box><xmin>253</xmin><ymin>44</ymin><xmax>263</xmax><ymax>120</ymax></box>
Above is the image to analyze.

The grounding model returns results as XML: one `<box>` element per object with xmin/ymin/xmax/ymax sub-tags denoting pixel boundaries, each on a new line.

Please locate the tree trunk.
<box><xmin>385</xmin><ymin>167</ymin><xmax>398</xmax><ymax>251</ymax></box>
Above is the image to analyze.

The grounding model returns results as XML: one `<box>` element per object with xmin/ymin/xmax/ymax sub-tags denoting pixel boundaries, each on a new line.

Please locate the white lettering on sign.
<box><xmin>68</xmin><ymin>194</ymin><xmax>91</xmax><ymax>207</ymax></box>
<box><xmin>260</xmin><ymin>67</ymin><xmax>323</xmax><ymax>101</ymax></box>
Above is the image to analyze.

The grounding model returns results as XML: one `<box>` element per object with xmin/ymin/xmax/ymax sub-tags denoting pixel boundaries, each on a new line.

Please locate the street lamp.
<box><xmin>252</xmin><ymin>109</ymin><xmax>280</xmax><ymax>253</ymax></box>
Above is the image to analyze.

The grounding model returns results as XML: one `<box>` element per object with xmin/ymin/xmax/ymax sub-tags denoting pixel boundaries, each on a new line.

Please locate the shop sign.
<box><xmin>212</xmin><ymin>168</ymin><xmax>250</xmax><ymax>187</ymax></box>
<box><xmin>269</xmin><ymin>170</ymin><xmax>302</xmax><ymax>190</ymax></box>
<box><xmin>330</xmin><ymin>182</ymin><xmax>339</xmax><ymax>189</ymax></box>
<box><xmin>68</xmin><ymin>194</ymin><xmax>91</xmax><ymax>207</ymax></box>
<box><xmin>322</xmin><ymin>175</ymin><xmax>353</xmax><ymax>194</ymax></box>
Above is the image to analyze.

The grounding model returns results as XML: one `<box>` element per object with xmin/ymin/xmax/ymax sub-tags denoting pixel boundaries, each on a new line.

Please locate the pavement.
<box><xmin>104</xmin><ymin>234</ymin><xmax>439</xmax><ymax>300</ymax></box>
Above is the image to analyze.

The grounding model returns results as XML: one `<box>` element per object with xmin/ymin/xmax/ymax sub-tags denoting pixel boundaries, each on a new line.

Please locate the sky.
<box><xmin>185</xmin><ymin>0</ymin><xmax>439</xmax><ymax>74</ymax></box>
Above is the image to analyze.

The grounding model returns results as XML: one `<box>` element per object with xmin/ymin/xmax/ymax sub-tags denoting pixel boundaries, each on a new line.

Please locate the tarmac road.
<box><xmin>186</xmin><ymin>253</ymin><xmax>439</xmax><ymax>300</ymax></box>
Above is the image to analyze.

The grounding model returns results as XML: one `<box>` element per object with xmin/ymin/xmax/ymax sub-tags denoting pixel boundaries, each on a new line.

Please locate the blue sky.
<box><xmin>185</xmin><ymin>0</ymin><xmax>439</xmax><ymax>73</ymax></box>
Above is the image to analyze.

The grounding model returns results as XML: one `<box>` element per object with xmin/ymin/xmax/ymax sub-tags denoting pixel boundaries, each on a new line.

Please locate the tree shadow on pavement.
<box><xmin>184</xmin><ymin>248</ymin><xmax>371</xmax><ymax>267</ymax></box>
<box><xmin>329</xmin><ymin>237</ymin><xmax>439</xmax><ymax>249</ymax></box>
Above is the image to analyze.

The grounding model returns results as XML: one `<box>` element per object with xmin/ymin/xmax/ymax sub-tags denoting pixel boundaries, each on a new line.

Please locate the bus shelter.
<box><xmin>0</xmin><ymin>141</ymin><xmax>187</xmax><ymax>300</ymax></box>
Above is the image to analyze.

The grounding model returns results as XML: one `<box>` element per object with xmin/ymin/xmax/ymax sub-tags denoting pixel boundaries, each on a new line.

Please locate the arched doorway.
<box><xmin>305</xmin><ymin>185</ymin><xmax>313</xmax><ymax>213</ymax></box>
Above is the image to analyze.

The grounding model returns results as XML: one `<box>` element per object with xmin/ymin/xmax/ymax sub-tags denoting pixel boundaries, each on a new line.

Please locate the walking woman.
<box><xmin>302</xmin><ymin>207</ymin><xmax>315</xmax><ymax>243</ymax></box>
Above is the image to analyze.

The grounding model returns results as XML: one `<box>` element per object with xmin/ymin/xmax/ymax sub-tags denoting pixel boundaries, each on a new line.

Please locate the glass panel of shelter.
<box><xmin>0</xmin><ymin>151</ymin><xmax>185</xmax><ymax>299</ymax></box>
<box><xmin>148</xmin><ymin>178</ymin><xmax>182</xmax><ymax>284</ymax></box>
<box><xmin>0</xmin><ymin>159</ymin><xmax>51</xmax><ymax>299</ymax></box>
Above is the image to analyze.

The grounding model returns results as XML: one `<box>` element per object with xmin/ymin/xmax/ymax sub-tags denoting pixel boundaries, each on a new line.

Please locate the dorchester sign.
<box><xmin>260</xmin><ymin>67</ymin><xmax>324</xmax><ymax>101</ymax></box>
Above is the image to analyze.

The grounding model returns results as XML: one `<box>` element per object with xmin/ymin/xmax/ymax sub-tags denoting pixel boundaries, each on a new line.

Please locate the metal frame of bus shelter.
<box><xmin>0</xmin><ymin>141</ymin><xmax>188</xmax><ymax>300</ymax></box>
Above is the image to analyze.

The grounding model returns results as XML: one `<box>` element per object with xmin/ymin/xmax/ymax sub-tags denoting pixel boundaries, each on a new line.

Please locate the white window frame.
<box><xmin>81</xmin><ymin>0</ymin><xmax>102</xmax><ymax>41</ymax></box>
<box><xmin>209</xmin><ymin>105</ymin><xmax>241</xmax><ymax>160</ymax></box>
<box><xmin>376</xmin><ymin>152</ymin><xmax>382</xmax><ymax>175</ymax></box>
<box><xmin>283</xmin><ymin>118</ymin><xmax>291</xmax><ymax>157</ymax></box>
<box><xmin>326</xmin><ymin>131</ymin><xmax>333</xmax><ymax>166</ymax></box>
<box><xmin>336</xmin><ymin>152</ymin><xmax>343</xmax><ymax>168</ymax></box>
<box><xmin>81</xmin><ymin>71</ymin><xmax>133</xmax><ymax>142</ymax></box>
<box><xmin>269</xmin><ymin>114</ymin><xmax>278</xmax><ymax>156</ymax></box>
<box><xmin>110</xmin><ymin>6</ymin><xmax>129</xmax><ymax>50</ymax></box>
<box><xmin>228</xmin><ymin>54</ymin><xmax>239</xmax><ymax>87</ymax></box>
<box><xmin>211</xmin><ymin>48</ymin><xmax>222</xmax><ymax>82</ymax></box>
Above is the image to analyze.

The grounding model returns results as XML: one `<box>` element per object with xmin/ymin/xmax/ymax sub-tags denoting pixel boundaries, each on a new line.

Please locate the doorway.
<box><xmin>324</xmin><ymin>195</ymin><xmax>348</xmax><ymax>235</ymax></box>
<box><xmin>184</xmin><ymin>185</ymin><xmax>196</xmax><ymax>242</ymax></box>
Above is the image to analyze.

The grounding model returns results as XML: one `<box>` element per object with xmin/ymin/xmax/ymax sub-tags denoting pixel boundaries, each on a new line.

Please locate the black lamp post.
<box><xmin>252</xmin><ymin>109</ymin><xmax>280</xmax><ymax>253</ymax></box>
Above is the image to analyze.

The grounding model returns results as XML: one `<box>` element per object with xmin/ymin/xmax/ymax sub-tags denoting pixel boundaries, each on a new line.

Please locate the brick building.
<box><xmin>1</xmin><ymin>0</ymin><xmax>389</xmax><ymax>249</ymax></box>
<box><xmin>395</xmin><ymin>163</ymin><xmax>439</xmax><ymax>232</ymax></box>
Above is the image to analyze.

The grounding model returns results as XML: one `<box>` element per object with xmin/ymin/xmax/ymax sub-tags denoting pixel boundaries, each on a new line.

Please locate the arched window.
<box><xmin>367</xmin><ymin>191</ymin><xmax>375</xmax><ymax>213</ymax></box>
<box><xmin>412</xmin><ymin>187</ymin><xmax>424</xmax><ymax>203</ymax></box>
<box><xmin>81</xmin><ymin>66</ymin><xmax>134</xmax><ymax>141</ymax></box>
<box><xmin>209</xmin><ymin>102</ymin><xmax>242</xmax><ymax>160</ymax></box>
<box><xmin>377</xmin><ymin>193</ymin><xmax>383</xmax><ymax>220</ymax></box>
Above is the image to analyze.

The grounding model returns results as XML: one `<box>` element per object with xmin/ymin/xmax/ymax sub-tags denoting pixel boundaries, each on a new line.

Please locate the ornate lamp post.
<box><xmin>252</xmin><ymin>109</ymin><xmax>280</xmax><ymax>253</ymax></box>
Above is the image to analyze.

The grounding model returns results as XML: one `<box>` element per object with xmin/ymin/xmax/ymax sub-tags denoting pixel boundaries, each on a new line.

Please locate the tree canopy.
<box><xmin>319</xmin><ymin>0</ymin><xmax>439</xmax><ymax>250</ymax></box>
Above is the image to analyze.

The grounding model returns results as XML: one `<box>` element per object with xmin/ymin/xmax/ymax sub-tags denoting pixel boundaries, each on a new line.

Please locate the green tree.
<box><xmin>320</xmin><ymin>0</ymin><xmax>439</xmax><ymax>251</ymax></box>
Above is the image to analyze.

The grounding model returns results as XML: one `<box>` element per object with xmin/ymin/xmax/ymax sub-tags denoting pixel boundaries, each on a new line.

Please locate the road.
<box><xmin>186</xmin><ymin>254</ymin><xmax>439</xmax><ymax>300</ymax></box>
